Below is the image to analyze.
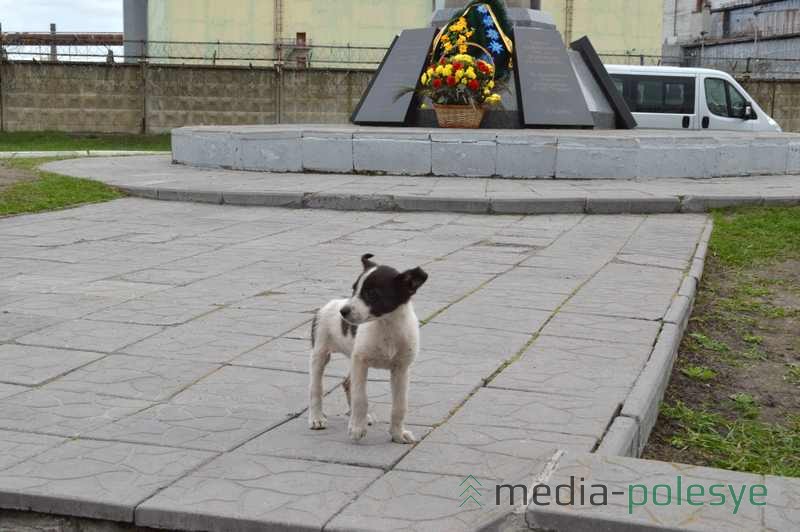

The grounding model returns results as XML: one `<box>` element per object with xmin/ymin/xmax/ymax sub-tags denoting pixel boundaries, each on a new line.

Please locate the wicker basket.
<box><xmin>433</xmin><ymin>104</ymin><xmax>486</xmax><ymax>129</ymax></box>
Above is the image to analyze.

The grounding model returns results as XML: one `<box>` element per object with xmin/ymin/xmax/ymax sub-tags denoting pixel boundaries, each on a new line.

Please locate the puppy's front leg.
<box><xmin>308</xmin><ymin>349</ymin><xmax>329</xmax><ymax>430</ymax></box>
<box><xmin>348</xmin><ymin>357</ymin><xmax>369</xmax><ymax>441</ymax></box>
<box><xmin>390</xmin><ymin>367</ymin><xmax>415</xmax><ymax>444</ymax></box>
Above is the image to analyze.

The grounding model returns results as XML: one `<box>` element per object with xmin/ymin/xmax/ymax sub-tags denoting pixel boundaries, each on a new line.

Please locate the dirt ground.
<box><xmin>645</xmin><ymin>256</ymin><xmax>800</xmax><ymax>464</ymax></box>
<box><xmin>0</xmin><ymin>161</ymin><xmax>38</xmax><ymax>192</ymax></box>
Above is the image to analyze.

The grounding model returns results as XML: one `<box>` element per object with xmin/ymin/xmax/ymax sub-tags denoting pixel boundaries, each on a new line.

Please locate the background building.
<box><xmin>541</xmin><ymin>0</ymin><xmax>664</xmax><ymax>58</ymax></box>
<box><xmin>664</xmin><ymin>0</ymin><xmax>800</xmax><ymax>78</ymax></box>
<box><xmin>124</xmin><ymin>0</ymin><xmax>665</xmax><ymax>66</ymax></box>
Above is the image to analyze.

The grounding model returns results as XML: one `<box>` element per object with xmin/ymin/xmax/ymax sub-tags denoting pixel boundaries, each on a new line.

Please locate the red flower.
<box><xmin>468</xmin><ymin>79</ymin><xmax>480</xmax><ymax>91</ymax></box>
<box><xmin>453</xmin><ymin>62</ymin><xmax>462</xmax><ymax>71</ymax></box>
<box><xmin>439</xmin><ymin>57</ymin><xmax>446</xmax><ymax>65</ymax></box>
<box><xmin>433</xmin><ymin>78</ymin><xmax>442</xmax><ymax>89</ymax></box>
<box><xmin>477</xmin><ymin>61</ymin><xmax>489</xmax><ymax>73</ymax></box>
<box><xmin>446</xmin><ymin>76</ymin><xmax>457</xmax><ymax>87</ymax></box>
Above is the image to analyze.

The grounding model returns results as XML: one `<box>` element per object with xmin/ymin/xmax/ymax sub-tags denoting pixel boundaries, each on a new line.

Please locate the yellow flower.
<box><xmin>427</xmin><ymin>67</ymin><xmax>434</xmax><ymax>77</ymax></box>
<box><xmin>448</xmin><ymin>24</ymin><xmax>459</xmax><ymax>32</ymax></box>
<box><xmin>443</xmin><ymin>65</ymin><xmax>453</xmax><ymax>76</ymax></box>
<box><xmin>442</xmin><ymin>34</ymin><xmax>449</xmax><ymax>42</ymax></box>
<box><xmin>484</xmin><ymin>88</ymin><xmax>491</xmax><ymax>96</ymax></box>
<box><xmin>457</xmin><ymin>35</ymin><xmax>466</xmax><ymax>44</ymax></box>
<box><xmin>459</xmin><ymin>44</ymin><xmax>468</xmax><ymax>53</ymax></box>
<box><xmin>455</xmin><ymin>70</ymin><xmax>464</xmax><ymax>81</ymax></box>
<box><xmin>466</xmin><ymin>67</ymin><xmax>476</xmax><ymax>79</ymax></box>
<box><xmin>435</xmin><ymin>65</ymin><xmax>444</xmax><ymax>76</ymax></box>
<box><xmin>488</xmin><ymin>80</ymin><xmax>495</xmax><ymax>89</ymax></box>
<box><xmin>461</xmin><ymin>77</ymin><xmax>468</xmax><ymax>85</ymax></box>
<box><xmin>444</xmin><ymin>43</ymin><xmax>453</xmax><ymax>53</ymax></box>
<box><xmin>421</xmin><ymin>73</ymin><xmax>428</xmax><ymax>85</ymax></box>
<box><xmin>485</xmin><ymin>94</ymin><xmax>502</xmax><ymax>105</ymax></box>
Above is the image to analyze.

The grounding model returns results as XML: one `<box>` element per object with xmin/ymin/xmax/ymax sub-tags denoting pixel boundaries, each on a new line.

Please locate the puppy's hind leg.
<box><xmin>308</xmin><ymin>346</ymin><xmax>330</xmax><ymax>430</ymax></box>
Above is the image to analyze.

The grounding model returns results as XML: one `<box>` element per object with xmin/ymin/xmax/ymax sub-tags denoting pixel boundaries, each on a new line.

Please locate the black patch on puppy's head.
<box><xmin>357</xmin><ymin>264</ymin><xmax>428</xmax><ymax>318</ymax></box>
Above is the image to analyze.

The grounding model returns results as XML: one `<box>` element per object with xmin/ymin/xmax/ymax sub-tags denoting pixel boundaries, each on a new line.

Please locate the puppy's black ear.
<box><xmin>361</xmin><ymin>253</ymin><xmax>376</xmax><ymax>270</ymax></box>
<box><xmin>397</xmin><ymin>267</ymin><xmax>428</xmax><ymax>295</ymax></box>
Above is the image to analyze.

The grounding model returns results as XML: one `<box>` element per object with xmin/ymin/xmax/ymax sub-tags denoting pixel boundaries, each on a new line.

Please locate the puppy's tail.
<box><xmin>310</xmin><ymin>310</ymin><xmax>319</xmax><ymax>348</ymax></box>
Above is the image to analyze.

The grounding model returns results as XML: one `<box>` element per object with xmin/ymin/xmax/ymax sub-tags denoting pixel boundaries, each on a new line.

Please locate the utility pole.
<box><xmin>49</xmin><ymin>23</ymin><xmax>57</xmax><ymax>61</ymax></box>
<box><xmin>564</xmin><ymin>0</ymin><xmax>574</xmax><ymax>45</ymax></box>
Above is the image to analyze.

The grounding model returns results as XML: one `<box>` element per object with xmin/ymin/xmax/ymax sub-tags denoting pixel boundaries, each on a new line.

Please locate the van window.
<box><xmin>705</xmin><ymin>77</ymin><xmax>748</xmax><ymax>118</ymax></box>
<box><xmin>611</xmin><ymin>74</ymin><xmax>695</xmax><ymax>114</ymax></box>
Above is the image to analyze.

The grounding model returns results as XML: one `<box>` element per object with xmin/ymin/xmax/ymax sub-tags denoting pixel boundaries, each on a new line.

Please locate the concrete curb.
<box><xmin>0</xmin><ymin>151</ymin><xmax>171</xmax><ymax>159</ymax></box>
<box><xmin>172</xmin><ymin>125</ymin><xmax>800</xmax><ymax>180</ymax></box>
<box><xmin>117</xmin><ymin>185</ymin><xmax>800</xmax><ymax>215</ymax></box>
<box><xmin>599</xmin><ymin>218</ymin><xmax>712</xmax><ymax>458</ymax></box>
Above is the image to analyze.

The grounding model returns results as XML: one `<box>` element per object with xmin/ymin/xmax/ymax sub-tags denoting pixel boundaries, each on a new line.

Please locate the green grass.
<box><xmin>661</xmin><ymin>401</ymin><xmax>800</xmax><ymax>477</ymax></box>
<box><xmin>687</xmin><ymin>332</ymin><xmax>730</xmax><ymax>354</ymax></box>
<box><xmin>0</xmin><ymin>132</ymin><xmax>171</xmax><ymax>152</ymax></box>
<box><xmin>711</xmin><ymin>207</ymin><xmax>800</xmax><ymax>268</ymax></box>
<box><xmin>786</xmin><ymin>364</ymin><xmax>800</xmax><ymax>386</ymax></box>
<box><xmin>0</xmin><ymin>158</ymin><xmax>123</xmax><ymax>217</ymax></box>
<box><xmin>681</xmin><ymin>365</ymin><xmax>717</xmax><ymax>382</ymax></box>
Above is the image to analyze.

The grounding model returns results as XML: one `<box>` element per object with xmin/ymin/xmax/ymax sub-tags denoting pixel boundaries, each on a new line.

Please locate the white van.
<box><xmin>606</xmin><ymin>65</ymin><xmax>782</xmax><ymax>132</ymax></box>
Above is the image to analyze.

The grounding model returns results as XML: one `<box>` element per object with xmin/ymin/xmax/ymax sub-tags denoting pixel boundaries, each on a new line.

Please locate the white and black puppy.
<box><xmin>308</xmin><ymin>253</ymin><xmax>428</xmax><ymax>443</ymax></box>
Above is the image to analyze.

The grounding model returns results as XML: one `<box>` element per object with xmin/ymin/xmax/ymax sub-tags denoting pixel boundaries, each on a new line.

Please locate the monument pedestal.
<box><xmin>352</xmin><ymin>1</ymin><xmax>635</xmax><ymax>130</ymax></box>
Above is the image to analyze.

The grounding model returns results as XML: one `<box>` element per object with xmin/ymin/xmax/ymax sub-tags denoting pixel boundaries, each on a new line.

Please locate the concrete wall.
<box><xmin>741</xmin><ymin>79</ymin><xmax>800</xmax><ymax>133</ymax></box>
<box><xmin>0</xmin><ymin>62</ymin><xmax>374</xmax><ymax>134</ymax></box>
<box><xmin>1</xmin><ymin>62</ymin><xmax>798</xmax><ymax>134</ymax></box>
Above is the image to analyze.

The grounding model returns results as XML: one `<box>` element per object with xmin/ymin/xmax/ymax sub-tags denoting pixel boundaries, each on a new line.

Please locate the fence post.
<box><xmin>275</xmin><ymin>65</ymin><xmax>282</xmax><ymax>125</ymax></box>
<box><xmin>140</xmin><ymin>60</ymin><xmax>148</xmax><ymax>134</ymax></box>
<box><xmin>49</xmin><ymin>23</ymin><xmax>57</xmax><ymax>62</ymax></box>
<box><xmin>0</xmin><ymin>22</ymin><xmax>4</xmax><ymax>132</ymax></box>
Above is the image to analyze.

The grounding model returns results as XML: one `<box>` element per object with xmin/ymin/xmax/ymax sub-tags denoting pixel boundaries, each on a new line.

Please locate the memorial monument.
<box><xmin>351</xmin><ymin>0</ymin><xmax>635</xmax><ymax>129</ymax></box>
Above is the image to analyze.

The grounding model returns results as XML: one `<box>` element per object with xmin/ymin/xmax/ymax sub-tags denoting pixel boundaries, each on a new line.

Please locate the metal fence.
<box><xmin>3</xmin><ymin>38</ymin><xmax>800</xmax><ymax>78</ymax></box>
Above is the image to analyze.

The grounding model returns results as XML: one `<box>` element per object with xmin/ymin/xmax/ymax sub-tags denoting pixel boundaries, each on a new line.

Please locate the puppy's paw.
<box><xmin>348</xmin><ymin>421</ymin><xmax>368</xmax><ymax>441</ymax></box>
<box><xmin>308</xmin><ymin>413</ymin><xmax>327</xmax><ymax>430</ymax></box>
<box><xmin>391</xmin><ymin>429</ymin><xmax>416</xmax><ymax>444</ymax></box>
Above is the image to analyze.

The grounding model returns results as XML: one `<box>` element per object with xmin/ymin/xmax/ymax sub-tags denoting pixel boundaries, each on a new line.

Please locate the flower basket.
<box><xmin>433</xmin><ymin>103</ymin><xmax>486</xmax><ymax>129</ymax></box>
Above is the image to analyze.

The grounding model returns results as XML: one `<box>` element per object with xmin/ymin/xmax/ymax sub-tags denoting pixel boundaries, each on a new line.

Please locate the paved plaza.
<box><xmin>0</xmin><ymin>195</ymin><xmax>715</xmax><ymax>530</ymax></box>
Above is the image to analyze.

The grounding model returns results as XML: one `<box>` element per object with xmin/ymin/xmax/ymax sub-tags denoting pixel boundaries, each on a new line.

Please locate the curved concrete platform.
<box><xmin>172</xmin><ymin>125</ymin><xmax>800</xmax><ymax>180</ymax></box>
<box><xmin>43</xmin><ymin>155</ymin><xmax>800</xmax><ymax>215</ymax></box>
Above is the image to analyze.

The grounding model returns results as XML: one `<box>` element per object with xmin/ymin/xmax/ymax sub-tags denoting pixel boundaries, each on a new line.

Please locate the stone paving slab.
<box><xmin>396</xmin><ymin>422</ymin><xmax>594</xmax><ymax>481</ymax></box>
<box><xmin>16</xmin><ymin>319</ymin><xmax>162</xmax><ymax>353</ymax></box>
<box><xmin>42</xmin><ymin>155</ymin><xmax>800</xmax><ymax>215</ymax></box>
<box><xmin>85</xmin><ymin>402</ymin><xmax>286</xmax><ymax>452</ymax></box>
<box><xmin>240</xmin><ymin>416</ymin><xmax>431</xmax><ymax>469</ymax></box>
<box><xmin>0</xmin><ymin>439</ymin><xmax>214</xmax><ymax>523</ymax></box>
<box><xmin>326</xmin><ymin>470</ymin><xmax>510</xmax><ymax>532</ymax></box>
<box><xmin>0</xmin><ymin>389</ymin><xmax>151</xmax><ymax>437</ymax></box>
<box><xmin>449</xmin><ymin>387</ymin><xmax>619</xmax><ymax>441</ymax></box>
<box><xmin>0</xmin><ymin>344</ymin><xmax>103</xmax><ymax>386</ymax></box>
<box><xmin>0</xmin><ymin>430</ymin><xmax>65</xmax><ymax>470</ymax></box>
<box><xmin>136</xmin><ymin>453</ymin><xmax>382</xmax><ymax>532</ymax></box>
<box><xmin>47</xmin><ymin>354</ymin><xmax>219</xmax><ymax>401</ymax></box>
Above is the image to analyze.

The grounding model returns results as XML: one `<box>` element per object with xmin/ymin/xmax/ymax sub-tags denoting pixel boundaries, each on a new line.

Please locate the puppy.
<box><xmin>308</xmin><ymin>253</ymin><xmax>428</xmax><ymax>443</ymax></box>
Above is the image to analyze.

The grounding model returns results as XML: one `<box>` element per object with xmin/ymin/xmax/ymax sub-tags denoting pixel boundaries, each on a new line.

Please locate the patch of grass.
<box><xmin>786</xmin><ymin>364</ymin><xmax>800</xmax><ymax>386</ymax></box>
<box><xmin>729</xmin><ymin>393</ymin><xmax>760</xmax><ymax>419</ymax></box>
<box><xmin>687</xmin><ymin>332</ymin><xmax>730</xmax><ymax>354</ymax></box>
<box><xmin>661</xmin><ymin>401</ymin><xmax>800</xmax><ymax>477</ymax></box>
<box><xmin>681</xmin><ymin>365</ymin><xmax>717</xmax><ymax>382</ymax></box>
<box><xmin>0</xmin><ymin>132</ymin><xmax>171</xmax><ymax>152</ymax></box>
<box><xmin>711</xmin><ymin>207</ymin><xmax>800</xmax><ymax>268</ymax></box>
<box><xmin>0</xmin><ymin>158</ymin><xmax>123</xmax><ymax>217</ymax></box>
<box><xmin>743</xmin><ymin>334</ymin><xmax>764</xmax><ymax>345</ymax></box>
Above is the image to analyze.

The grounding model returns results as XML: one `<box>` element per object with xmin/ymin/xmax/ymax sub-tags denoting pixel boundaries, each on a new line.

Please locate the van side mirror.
<box><xmin>744</xmin><ymin>103</ymin><xmax>755</xmax><ymax>120</ymax></box>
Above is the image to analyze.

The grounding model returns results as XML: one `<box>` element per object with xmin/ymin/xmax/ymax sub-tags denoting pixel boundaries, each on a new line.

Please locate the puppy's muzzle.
<box><xmin>340</xmin><ymin>305</ymin><xmax>353</xmax><ymax>319</ymax></box>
